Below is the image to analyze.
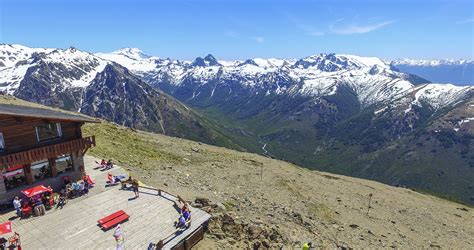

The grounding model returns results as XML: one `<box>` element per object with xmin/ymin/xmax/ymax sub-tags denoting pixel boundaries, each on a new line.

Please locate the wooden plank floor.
<box><xmin>0</xmin><ymin>156</ymin><xmax>211</xmax><ymax>249</ymax></box>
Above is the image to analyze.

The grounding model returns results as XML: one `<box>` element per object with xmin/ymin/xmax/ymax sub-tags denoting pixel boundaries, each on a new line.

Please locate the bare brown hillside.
<box><xmin>83</xmin><ymin>122</ymin><xmax>473</xmax><ymax>249</ymax></box>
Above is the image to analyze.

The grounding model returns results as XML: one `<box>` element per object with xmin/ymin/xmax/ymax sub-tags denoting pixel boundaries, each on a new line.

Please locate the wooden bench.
<box><xmin>98</xmin><ymin>210</ymin><xmax>129</xmax><ymax>230</ymax></box>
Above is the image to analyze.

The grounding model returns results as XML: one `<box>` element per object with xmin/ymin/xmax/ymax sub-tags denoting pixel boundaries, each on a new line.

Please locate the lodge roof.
<box><xmin>0</xmin><ymin>104</ymin><xmax>98</xmax><ymax>123</ymax></box>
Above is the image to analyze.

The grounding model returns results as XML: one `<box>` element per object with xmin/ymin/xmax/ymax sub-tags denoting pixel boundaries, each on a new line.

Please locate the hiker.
<box><xmin>13</xmin><ymin>197</ymin><xmax>21</xmax><ymax>218</ymax></box>
<box><xmin>302</xmin><ymin>241</ymin><xmax>312</xmax><ymax>250</ymax></box>
<box><xmin>132</xmin><ymin>179</ymin><xmax>139</xmax><ymax>198</ymax></box>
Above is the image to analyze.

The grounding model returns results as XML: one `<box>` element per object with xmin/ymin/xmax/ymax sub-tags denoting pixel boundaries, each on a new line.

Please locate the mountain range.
<box><xmin>390</xmin><ymin>59</ymin><xmax>473</xmax><ymax>86</ymax></box>
<box><xmin>1</xmin><ymin>44</ymin><xmax>473</xmax><ymax>204</ymax></box>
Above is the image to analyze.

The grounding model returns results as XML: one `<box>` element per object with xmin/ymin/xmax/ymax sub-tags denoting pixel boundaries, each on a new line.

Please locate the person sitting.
<box><xmin>8</xmin><ymin>232</ymin><xmax>20</xmax><ymax>248</ymax></box>
<box><xmin>71</xmin><ymin>182</ymin><xmax>81</xmax><ymax>197</ymax></box>
<box><xmin>83</xmin><ymin>179</ymin><xmax>90</xmax><ymax>194</ymax></box>
<box><xmin>83</xmin><ymin>174</ymin><xmax>95</xmax><ymax>187</ymax></box>
<box><xmin>174</xmin><ymin>214</ymin><xmax>187</xmax><ymax>228</ymax></box>
<box><xmin>182</xmin><ymin>209</ymin><xmax>191</xmax><ymax>222</ymax></box>
<box><xmin>106</xmin><ymin>159</ymin><xmax>114</xmax><ymax>170</ymax></box>
<box><xmin>107</xmin><ymin>172</ymin><xmax>115</xmax><ymax>185</ymax></box>
<box><xmin>34</xmin><ymin>199</ymin><xmax>45</xmax><ymax>216</ymax></box>
<box><xmin>79</xmin><ymin>181</ymin><xmax>85</xmax><ymax>195</ymax></box>
<box><xmin>101</xmin><ymin>159</ymin><xmax>106</xmax><ymax>167</ymax></box>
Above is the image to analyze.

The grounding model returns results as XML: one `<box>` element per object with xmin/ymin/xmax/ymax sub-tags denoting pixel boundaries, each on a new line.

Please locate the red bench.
<box><xmin>98</xmin><ymin>210</ymin><xmax>129</xmax><ymax>230</ymax></box>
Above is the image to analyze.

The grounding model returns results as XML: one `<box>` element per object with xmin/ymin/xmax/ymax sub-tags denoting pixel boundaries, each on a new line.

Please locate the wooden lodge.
<box><xmin>0</xmin><ymin>104</ymin><xmax>97</xmax><ymax>205</ymax></box>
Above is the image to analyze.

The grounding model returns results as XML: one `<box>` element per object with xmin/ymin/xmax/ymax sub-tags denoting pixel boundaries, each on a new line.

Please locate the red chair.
<box><xmin>21</xmin><ymin>206</ymin><xmax>32</xmax><ymax>218</ymax></box>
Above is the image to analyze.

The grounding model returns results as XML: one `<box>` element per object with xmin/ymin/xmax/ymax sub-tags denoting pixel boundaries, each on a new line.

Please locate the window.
<box><xmin>35</xmin><ymin>123</ymin><xmax>62</xmax><ymax>142</ymax></box>
<box><xmin>2</xmin><ymin>166</ymin><xmax>27</xmax><ymax>190</ymax></box>
<box><xmin>0</xmin><ymin>132</ymin><xmax>4</xmax><ymax>150</ymax></box>
<box><xmin>56</xmin><ymin>154</ymin><xmax>74</xmax><ymax>174</ymax></box>
<box><xmin>31</xmin><ymin>159</ymin><xmax>51</xmax><ymax>182</ymax></box>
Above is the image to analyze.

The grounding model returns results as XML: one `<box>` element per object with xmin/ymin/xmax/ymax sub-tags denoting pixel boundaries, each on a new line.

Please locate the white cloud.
<box><xmin>330</xmin><ymin>20</ymin><xmax>394</xmax><ymax>35</ymax></box>
<box><xmin>456</xmin><ymin>18</ymin><xmax>474</xmax><ymax>24</ymax></box>
<box><xmin>252</xmin><ymin>36</ymin><xmax>265</xmax><ymax>43</ymax></box>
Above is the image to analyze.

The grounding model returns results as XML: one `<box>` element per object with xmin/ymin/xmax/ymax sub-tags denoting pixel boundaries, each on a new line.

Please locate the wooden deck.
<box><xmin>0</xmin><ymin>156</ymin><xmax>211</xmax><ymax>249</ymax></box>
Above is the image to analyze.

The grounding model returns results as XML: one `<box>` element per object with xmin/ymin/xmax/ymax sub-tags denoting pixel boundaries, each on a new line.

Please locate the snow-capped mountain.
<box><xmin>2</xmin><ymin>44</ymin><xmax>474</xmax><ymax>204</ymax></box>
<box><xmin>0</xmin><ymin>45</ymin><xmax>228</xmax><ymax>144</ymax></box>
<box><xmin>0</xmin><ymin>45</ymin><xmax>106</xmax><ymax>97</ymax></box>
<box><xmin>390</xmin><ymin>58</ymin><xmax>474</xmax><ymax>85</ymax></box>
<box><xmin>97</xmin><ymin>49</ymin><xmax>471</xmax><ymax>111</ymax></box>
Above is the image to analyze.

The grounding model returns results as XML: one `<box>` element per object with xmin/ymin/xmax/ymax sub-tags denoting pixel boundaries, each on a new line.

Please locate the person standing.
<box><xmin>302</xmin><ymin>241</ymin><xmax>312</xmax><ymax>250</ymax></box>
<box><xmin>13</xmin><ymin>197</ymin><xmax>21</xmax><ymax>218</ymax></box>
<box><xmin>113</xmin><ymin>224</ymin><xmax>124</xmax><ymax>250</ymax></box>
<box><xmin>132</xmin><ymin>179</ymin><xmax>139</xmax><ymax>198</ymax></box>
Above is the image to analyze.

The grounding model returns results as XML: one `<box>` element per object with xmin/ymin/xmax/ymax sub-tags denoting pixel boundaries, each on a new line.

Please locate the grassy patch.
<box><xmin>308</xmin><ymin>203</ymin><xmax>336</xmax><ymax>222</ymax></box>
<box><xmin>83</xmin><ymin>122</ymin><xmax>183</xmax><ymax>168</ymax></box>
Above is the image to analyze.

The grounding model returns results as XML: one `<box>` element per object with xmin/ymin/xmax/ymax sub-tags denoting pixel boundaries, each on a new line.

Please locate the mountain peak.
<box><xmin>294</xmin><ymin>53</ymin><xmax>388</xmax><ymax>72</ymax></box>
<box><xmin>391</xmin><ymin>58</ymin><xmax>473</xmax><ymax>66</ymax></box>
<box><xmin>113</xmin><ymin>47</ymin><xmax>151</xmax><ymax>60</ymax></box>
<box><xmin>192</xmin><ymin>54</ymin><xmax>220</xmax><ymax>67</ymax></box>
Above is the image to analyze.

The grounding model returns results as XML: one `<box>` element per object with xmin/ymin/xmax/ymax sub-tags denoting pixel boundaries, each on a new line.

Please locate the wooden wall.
<box><xmin>0</xmin><ymin>114</ymin><xmax>83</xmax><ymax>155</ymax></box>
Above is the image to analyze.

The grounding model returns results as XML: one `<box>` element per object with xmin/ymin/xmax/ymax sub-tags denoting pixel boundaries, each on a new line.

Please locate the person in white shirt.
<box><xmin>13</xmin><ymin>196</ymin><xmax>21</xmax><ymax>217</ymax></box>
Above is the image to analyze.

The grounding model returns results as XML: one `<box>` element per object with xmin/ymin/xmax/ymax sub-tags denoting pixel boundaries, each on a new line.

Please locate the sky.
<box><xmin>1</xmin><ymin>0</ymin><xmax>473</xmax><ymax>60</ymax></box>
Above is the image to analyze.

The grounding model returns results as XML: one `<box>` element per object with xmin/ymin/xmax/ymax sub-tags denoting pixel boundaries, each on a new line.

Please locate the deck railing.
<box><xmin>0</xmin><ymin>136</ymin><xmax>96</xmax><ymax>167</ymax></box>
<box><xmin>137</xmin><ymin>185</ymin><xmax>207</xmax><ymax>249</ymax></box>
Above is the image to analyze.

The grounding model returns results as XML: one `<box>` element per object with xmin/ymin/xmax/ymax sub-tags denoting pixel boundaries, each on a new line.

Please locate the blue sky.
<box><xmin>1</xmin><ymin>0</ymin><xmax>473</xmax><ymax>60</ymax></box>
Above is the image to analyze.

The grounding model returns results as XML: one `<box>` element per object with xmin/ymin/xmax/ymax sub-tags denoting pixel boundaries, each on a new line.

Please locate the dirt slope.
<box><xmin>82</xmin><ymin>122</ymin><xmax>473</xmax><ymax>249</ymax></box>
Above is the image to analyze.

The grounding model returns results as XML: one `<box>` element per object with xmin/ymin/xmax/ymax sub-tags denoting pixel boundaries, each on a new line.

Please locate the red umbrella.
<box><xmin>21</xmin><ymin>185</ymin><xmax>52</xmax><ymax>198</ymax></box>
<box><xmin>0</xmin><ymin>221</ymin><xmax>12</xmax><ymax>235</ymax></box>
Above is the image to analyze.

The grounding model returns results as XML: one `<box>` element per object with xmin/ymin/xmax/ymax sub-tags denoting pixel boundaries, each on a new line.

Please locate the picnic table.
<box><xmin>98</xmin><ymin>210</ymin><xmax>129</xmax><ymax>231</ymax></box>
